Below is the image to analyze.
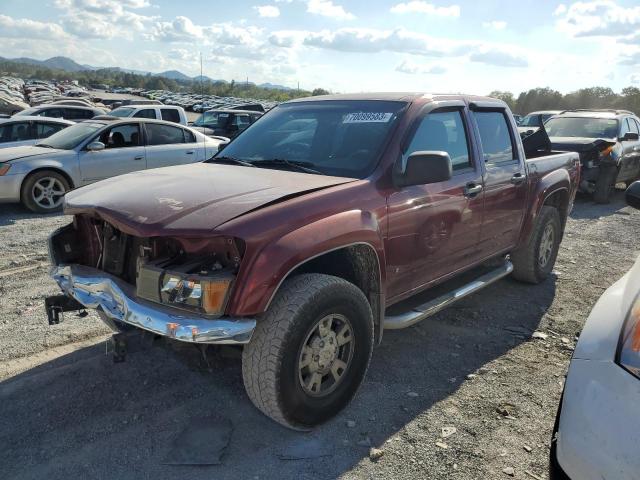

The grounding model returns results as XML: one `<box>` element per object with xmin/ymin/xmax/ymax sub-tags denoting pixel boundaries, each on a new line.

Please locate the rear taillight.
<box><xmin>617</xmin><ymin>294</ymin><xmax>640</xmax><ymax>379</ymax></box>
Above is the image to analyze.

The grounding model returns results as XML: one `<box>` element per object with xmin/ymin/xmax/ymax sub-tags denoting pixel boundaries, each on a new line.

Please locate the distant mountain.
<box><xmin>155</xmin><ymin>70</ymin><xmax>191</xmax><ymax>81</ymax></box>
<box><xmin>259</xmin><ymin>82</ymin><xmax>294</xmax><ymax>91</ymax></box>
<box><xmin>2</xmin><ymin>56</ymin><xmax>89</xmax><ymax>72</ymax></box>
<box><xmin>0</xmin><ymin>55</ymin><xmax>298</xmax><ymax>92</ymax></box>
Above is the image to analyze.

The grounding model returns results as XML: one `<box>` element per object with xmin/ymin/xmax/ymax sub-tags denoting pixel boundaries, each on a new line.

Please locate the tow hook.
<box><xmin>44</xmin><ymin>294</ymin><xmax>87</xmax><ymax>325</ymax></box>
<box><xmin>110</xmin><ymin>333</ymin><xmax>128</xmax><ymax>363</ymax></box>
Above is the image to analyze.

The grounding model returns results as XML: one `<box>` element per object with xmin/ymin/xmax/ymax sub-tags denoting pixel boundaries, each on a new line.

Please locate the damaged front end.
<box><xmin>551</xmin><ymin>138</ymin><xmax>618</xmax><ymax>193</ymax></box>
<box><xmin>47</xmin><ymin>215</ymin><xmax>256</xmax><ymax>344</ymax></box>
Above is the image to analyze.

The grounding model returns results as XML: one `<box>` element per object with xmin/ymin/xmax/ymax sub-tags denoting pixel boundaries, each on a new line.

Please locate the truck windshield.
<box><xmin>210</xmin><ymin>100</ymin><xmax>406</xmax><ymax>178</ymax></box>
<box><xmin>545</xmin><ymin>117</ymin><xmax>619</xmax><ymax>139</ymax></box>
<box><xmin>109</xmin><ymin>107</ymin><xmax>135</xmax><ymax>117</ymax></box>
<box><xmin>35</xmin><ymin>122</ymin><xmax>103</xmax><ymax>149</ymax></box>
<box><xmin>193</xmin><ymin>111</ymin><xmax>227</xmax><ymax>127</ymax></box>
<box><xmin>519</xmin><ymin>114</ymin><xmax>541</xmax><ymax>127</ymax></box>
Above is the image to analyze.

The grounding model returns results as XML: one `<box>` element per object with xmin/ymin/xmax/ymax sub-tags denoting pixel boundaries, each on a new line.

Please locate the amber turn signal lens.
<box><xmin>202</xmin><ymin>279</ymin><xmax>232</xmax><ymax>315</ymax></box>
<box><xmin>631</xmin><ymin>303</ymin><xmax>640</xmax><ymax>352</ymax></box>
<box><xmin>0</xmin><ymin>164</ymin><xmax>11</xmax><ymax>176</ymax></box>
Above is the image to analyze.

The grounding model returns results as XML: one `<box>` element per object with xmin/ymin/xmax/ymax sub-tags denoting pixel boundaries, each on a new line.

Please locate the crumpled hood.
<box><xmin>0</xmin><ymin>145</ymin><xmax>65</xmax><ymax>163</ymax></box>
<box><xmin>64</xmin><ymin>162</ymin><xmax>356</xmax><ymax>236</ymax></box>
<box><xmin>550</xmin><ymin>137</ymin><xmax>616</xmax><ymax>152</ymax></box>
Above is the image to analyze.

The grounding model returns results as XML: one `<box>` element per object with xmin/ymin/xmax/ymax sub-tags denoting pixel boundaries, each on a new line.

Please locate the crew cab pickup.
<box><xmin>47</xmin><ymin>93</ymin><xmax>580</xmax><ymax>429</ymax></box>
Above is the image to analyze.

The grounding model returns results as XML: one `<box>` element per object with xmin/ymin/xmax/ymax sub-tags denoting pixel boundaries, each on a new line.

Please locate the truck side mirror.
<box><xmin>620</xmin><ymin>132</ymin><xmax>640</xmax><ymax>141</ymax></box>
<box><xmin>397</xmin><ymin>151</ymin><xmax>452</xmax><ymax>187</ymax></box>
<box><xmin>626</xmin><ymin>181</ymin><xmax>640</xmax><ymax>210</ymax></box>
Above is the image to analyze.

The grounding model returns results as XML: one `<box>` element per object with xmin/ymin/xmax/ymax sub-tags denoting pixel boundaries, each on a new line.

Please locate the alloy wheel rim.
<box><xmin>538</xmin><ymin>223</ymin><xmax>555</xmax><ymax>268</ymax></box>
<box><xmin>298</xmin><ymin>313</ymin><xmax>354</xmax><ymax>397</ymax></box>
<box><xmin>32</xmin><ymin>177</ymin><xmax>65</xmax><ymax>209</ymax></box>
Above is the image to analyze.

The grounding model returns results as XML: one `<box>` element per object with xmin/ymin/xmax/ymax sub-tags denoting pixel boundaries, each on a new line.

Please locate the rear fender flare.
<box><xmin>516</xmin><ymin>168</ymin><xmax>571</xmax><ymax>248</ymax></box>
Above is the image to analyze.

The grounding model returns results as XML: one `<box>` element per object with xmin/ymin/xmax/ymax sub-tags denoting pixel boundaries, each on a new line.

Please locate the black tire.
<box><xmin>593</xmin><ymin>165</ymin><xmax>618</xmax><ymax>204</ymax></box>
<box><xmin>242</xmin><ymin>274</ymin><xmax>374</xmax><ymax>430</ymax></box>
<box><xmin>511</xmin><ymin>206</ymin><xmax>561</xmax><ymax>284</ymax></box>
<box><xmin>21</xmin><ymin>170</ymin><xmax>70</xmax><ymax>213</ymax></box>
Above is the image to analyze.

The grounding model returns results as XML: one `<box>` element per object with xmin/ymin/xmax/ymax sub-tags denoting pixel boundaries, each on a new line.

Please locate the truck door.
<box><xmin>386</xmin><ymin>103</ymin><xmax>485</xmax><ymax>301</ymax></box>
<box><xmin>471</xmin><ymin>107</ymin><xmax>527</xmax><ymax>255</ymax></box>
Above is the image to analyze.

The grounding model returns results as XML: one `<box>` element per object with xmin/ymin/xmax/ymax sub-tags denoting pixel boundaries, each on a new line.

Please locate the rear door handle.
<box><xmin>511</xmin><ymin>173</ymin><xmax>525</xmax><ymax>184</ymax></box>
<box><xmin>185</xmin><ymin>150</ymin><xmax>195</xmax><ymax>155</ymax></box>
<box><xmin>134</xmin><ymin>156</ymin><xmax>144</xmax><ymax>161</ymax></box>
<box><xmin>464</xmin><ymin>183</ymin><xmax>483</xmax><ymax>197</ymax></box>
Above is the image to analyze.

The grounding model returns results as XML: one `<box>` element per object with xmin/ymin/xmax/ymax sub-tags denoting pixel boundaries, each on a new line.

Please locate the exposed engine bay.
<box><xmin>50</xmin><ymin>214</ymin><xmax>243</xmax><ymax>317</ymax></box>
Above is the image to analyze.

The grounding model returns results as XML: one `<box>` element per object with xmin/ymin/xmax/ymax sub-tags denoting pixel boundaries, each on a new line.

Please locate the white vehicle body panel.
<box><xmin>555</xmin><ymin>254</ymin><xmax>640</xmax><ymax>479</ymax></box>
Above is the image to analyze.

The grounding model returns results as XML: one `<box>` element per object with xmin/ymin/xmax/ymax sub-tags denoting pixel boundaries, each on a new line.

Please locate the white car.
<box><xmin>0</xmin><ymin>116</ymin><xmax>74</xmax><ymax>149</ymax></box>
<box><xmin>0</xmin><ymin>118</ymin><xmax>223</xmax><ymax>213</ymax></box>
<box><xmin>109</xmin><ymin>105</ymin><xmax>188</xmax><ymax>125</ymax></box>
<box><xmin>551</xmin><ymin>181</ymin><xmax>640</xmax><ymax>479</ymax></box>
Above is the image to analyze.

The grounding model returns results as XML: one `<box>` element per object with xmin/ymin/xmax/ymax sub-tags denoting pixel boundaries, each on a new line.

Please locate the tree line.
<box><xmin>489</xmin><ymin>87</ymin><xmax>640</xmax><ymax>115</ymax></box>
<box><xmin>0</xmin><ymin>59</ymin><xmax>316</xmax><ymax>101</ymax></box>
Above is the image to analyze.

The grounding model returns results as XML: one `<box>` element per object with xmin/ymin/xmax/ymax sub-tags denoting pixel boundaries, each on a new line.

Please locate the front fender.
<box><xmin>7</xmin><ymin>154</ymin><xmax>79</xmax><ymax>186</ymax></box>
<box><xmin>227</xmin><ymin>209</ymin><xmax>386</xmax><ymax>316</ymax></box>
<box><xmin>517</xmin><ymin>167</ymin><xmax>571</xmax><ymax>248</ymax></box>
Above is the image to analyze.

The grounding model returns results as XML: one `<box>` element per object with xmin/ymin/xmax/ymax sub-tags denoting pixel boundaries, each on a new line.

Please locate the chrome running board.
<box><xmin>383</xmin><ymin>260</ymin><xmax>513</xmax><ymax>330</ymax></box>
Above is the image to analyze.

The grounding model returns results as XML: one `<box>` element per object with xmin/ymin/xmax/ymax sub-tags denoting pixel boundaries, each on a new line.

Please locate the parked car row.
<box><xmin>137</xmin><ymin>88</ymin><xmax>278</xmax><ymax>113</ymax></box>
<box><xmin>0</xmin><ymin>77</ymin><xmax>29</xmax><ymax>115</ymax></box>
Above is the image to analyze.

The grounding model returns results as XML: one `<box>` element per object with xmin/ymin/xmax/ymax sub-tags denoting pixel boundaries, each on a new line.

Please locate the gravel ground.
<box><xmin>0</xmin><ymin>190</ymin><xmax>638</xmax><ymax>480</ymax></box>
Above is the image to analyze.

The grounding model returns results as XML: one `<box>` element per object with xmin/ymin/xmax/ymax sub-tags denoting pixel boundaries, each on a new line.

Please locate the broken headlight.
<box><xmin>617</xmin><ymin>294</ymin><xmax>640</xmax><ymax>379</ymax></box>
<box><xmin>136</xmin><ymin>257</ymin><xmax>233</xmax><ymax>316</ymax></box>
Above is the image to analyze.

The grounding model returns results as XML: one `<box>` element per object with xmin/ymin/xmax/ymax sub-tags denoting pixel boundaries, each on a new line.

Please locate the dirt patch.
<box><xmin>0</xmin><ymin>191</ymin><xmax>638</xmax><ymax>479</ymax></box>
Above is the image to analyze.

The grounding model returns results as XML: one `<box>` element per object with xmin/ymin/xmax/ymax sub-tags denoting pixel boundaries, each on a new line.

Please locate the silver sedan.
<box><xmin>0</xmin><ymin>117</ymin><xmax>224</xmax><ymax>212</ymax></box>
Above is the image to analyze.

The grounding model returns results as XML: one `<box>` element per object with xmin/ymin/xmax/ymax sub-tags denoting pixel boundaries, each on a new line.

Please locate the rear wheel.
<box><xmin>242</xmin><ymin>274</ymin><xmax>374</xmax><ymax>430</ymax></box>
<box><xmin>21</xmin><ymin>170</ymin><xmax>70</xmax><ymax>213</ymax></box>
<box><xmin>593</xmin><ymin>165</ymin><xmax>618</xmax><ymax>204</ymax></box>
<box><xmin>511</xmin><ymin>206</ymin><xmax>561</xmax><ymax>284</ymax></box>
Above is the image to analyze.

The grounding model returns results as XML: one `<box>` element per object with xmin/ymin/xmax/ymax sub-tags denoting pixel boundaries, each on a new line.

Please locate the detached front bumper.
<box><xmin>51</xmin><ymin>264</ymin><xmax>256</xmax><ymax>344</ymax></box>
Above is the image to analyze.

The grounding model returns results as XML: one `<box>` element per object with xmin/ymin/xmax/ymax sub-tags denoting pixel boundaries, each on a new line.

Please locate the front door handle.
<box><xmin>511</xmin><ymin>173</ymin><xmax>525</xmax><ymax>184</ymax></box>
<box><xmin>185</xmin><ymin>150</ymin><xmax>195</xmax><ymax>155</ymax></box>
<box><xmin>464</xmin><ymin>183</ymin><xmax>483</xmax><ymax>197</ymax></box>
<box><xmin>134</xmin><ymin>156</ymin><xmax>144</xmax><ymax>160</ymax></box>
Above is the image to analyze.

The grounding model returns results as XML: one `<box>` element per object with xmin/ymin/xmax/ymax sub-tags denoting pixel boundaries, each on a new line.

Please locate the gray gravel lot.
<box><xmin>0</xmin><ymin>190</ymin><xmax>638</xmax><ymax>480</ymax></box>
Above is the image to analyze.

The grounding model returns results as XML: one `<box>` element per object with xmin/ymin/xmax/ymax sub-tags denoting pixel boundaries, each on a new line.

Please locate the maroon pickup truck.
<box><xmin>47</xmin><ymin>93</ymin><xmax>580</xmax><ymax>429</ymax></box>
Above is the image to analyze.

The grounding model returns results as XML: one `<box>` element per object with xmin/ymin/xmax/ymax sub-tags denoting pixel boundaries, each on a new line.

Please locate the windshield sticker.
<box><xmin>343</xmin><ymin>112</ymin><xmax>393</xmax><ymax>123</ymax></box>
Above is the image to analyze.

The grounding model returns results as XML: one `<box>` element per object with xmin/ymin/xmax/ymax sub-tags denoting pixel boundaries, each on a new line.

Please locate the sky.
<box><xmin>0</xmin><ymin>0</ymin><xmax>639</xmax><ymax>95</ymax></box>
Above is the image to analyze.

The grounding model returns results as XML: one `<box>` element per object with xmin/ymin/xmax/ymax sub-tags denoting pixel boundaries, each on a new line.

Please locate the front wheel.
<box><xmin>21</xmin><ymin>170</ymin><xmax>70</xmax><ymax>213</ymax></box>
<box><xmin>511</xmin><ymin>206</ymin><xmax>561</xmax><ymax>284</ymax></box>
<box><xmin>242</xmin><ymin>274</ymin><xmax>374</xmax><ymax>430</ymax></box>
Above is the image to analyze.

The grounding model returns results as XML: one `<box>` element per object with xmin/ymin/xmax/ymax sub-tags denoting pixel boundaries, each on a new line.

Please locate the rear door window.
<box><xmin>473</xmin><ymin>111</ymin><xmax>516</xmax><ymax>164</ymax></box>
<box><xmin>184</xmin><ymin>129</ymin><xmax>196</xmax><ymax>143</ymax></box>
<box><xmin>403</xmin><ymin>110</ymin><xmax>471</xmax><ymax>172</ymax></box>
<box><xmin>145</xmin><ymin>123</ymin><xmax>186</xmax><ymax>145</ymax></box>
<box><xmin>41</xmin><ymin>108</ymin><xmax>64</xmax><ymax>118</ymax></box>
<box><xmin>133</xmin><ymin>109</ymin><xmax>156</xmax><ymax>119</ymax></box>
<box><xmin>627</xmin><ymin>118</ymin><xmax>639</xmax><ymax>135</ymax></box>
<box><xmin>0</xmin><ymin>122</ymin><xmax>34</xmax><ymax>142</ymax></box>
<box><xmin>160</xmin><ymin>108</ymin><xmax>180</xmax><ymax>123</ymax></box>
<box><xmin>37</xmin><ymin>122</ymin><xmax>67</xmax><ymax>138</ymax></box>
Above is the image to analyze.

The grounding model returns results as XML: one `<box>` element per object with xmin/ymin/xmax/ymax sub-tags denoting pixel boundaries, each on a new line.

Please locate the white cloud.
<box><xmin>631</xmin><ymin>73</ymin><xmax>640</xmax><ymax>84</ymax></box>
<box><xmin>0</xmin><ymin>15</ymin><xmax>70</xmax><ymax>39</ymax></box>
<box><xmin>469</xmin><ymin>48</ymin><xmax>528</xmax><ymax>68</ymax></box>
<box><xmin>53</xmin><ymin>0</ymin><xmax>155</xmax><ymax>39</ymax></box>
<box><xmin>555</xmin><ymin>1</ymin><xmax>640</xmax><ymax>38</ymax></box>
<box><xmin>307</xmin><ymin>0</ymin><xmax>355</xmax><ymax>20</ymax></box>
<box><xmin>395</xmin><ymin>59</ymin><xmax>446</xmax><ymax>74</ymax></box>
<box><xmin>483</xmin><ymin>20</ymin><xmax>507</xmax><ymax>30</ymax></box>
<box><xmin>619</xmin><ymin>49</ymin><xmax>640</xmax><ymax>66</ymax></box>
<box><xmin>255</xmin><ymin>5</ymin><xmax>280</xmax><ymax>17</ymax></box>
<box><xmin>553</xmin><ymin>4</ymin><xmax>567</xmax><ymax>15</ymax></box>
<box><xmin>390</xmin><ymin>1</ymin><xmax>460</xmax><ymax>17</ymax></box>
